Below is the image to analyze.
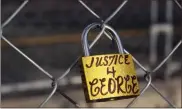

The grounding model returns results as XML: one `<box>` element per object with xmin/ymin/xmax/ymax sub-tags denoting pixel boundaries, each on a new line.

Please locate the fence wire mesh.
<box><xmin>1</xmin><ymin>0</ymin><xmax>182</xmax><ymax>108</ymax></box>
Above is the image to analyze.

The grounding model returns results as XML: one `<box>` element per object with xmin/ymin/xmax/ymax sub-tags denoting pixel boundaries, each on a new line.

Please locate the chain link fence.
<box><xmin>1</xmin><ymin>0</ymin><xmax>182</xmax><ymax>108</ymax></box>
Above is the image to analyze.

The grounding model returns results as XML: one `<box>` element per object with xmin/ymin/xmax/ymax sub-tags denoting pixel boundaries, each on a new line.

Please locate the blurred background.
<box><xmin>1</xmin><ymin>0</ymin><xmax>182</xmax><ymax>108</ymax></box>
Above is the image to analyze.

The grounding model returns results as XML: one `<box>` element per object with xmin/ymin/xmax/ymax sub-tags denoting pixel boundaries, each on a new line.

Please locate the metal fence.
<box><xmin>1</xmin><ymin>0</ymin><xmax>182</xmax><ymax>108</ymax></box>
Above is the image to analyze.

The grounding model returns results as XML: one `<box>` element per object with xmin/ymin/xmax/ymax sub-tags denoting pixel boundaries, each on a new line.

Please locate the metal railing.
<box><xmin>1</xmin><ymin>0</ymin><xmax>182</xmax><ymax>108</ymax></box>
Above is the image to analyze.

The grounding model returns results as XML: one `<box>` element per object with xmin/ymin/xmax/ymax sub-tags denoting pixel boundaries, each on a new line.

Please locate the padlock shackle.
<box><xmin>81</xmin><ymin>23</ymin><xmax>124</xmax><ymax>56</ymax></box>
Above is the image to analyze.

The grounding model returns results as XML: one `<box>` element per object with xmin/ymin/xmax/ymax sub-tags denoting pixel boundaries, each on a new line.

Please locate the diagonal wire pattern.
<box><xmin>174</xmin><ymin>0</ymin><xmax>182</xmax><ymax>9</ymax></box>
<box><xmin>1</xmin><ymin>0</ymin><xmax>60</xmax><ymax>107</ymax></box>
<box><xmin>1</xmin><ymin>35</ymin><xmax>53</xmax><ymax>79</ymax></box>
<box><xmin>1</xmin><ymin>0</ymin><xmax>181</xmax><ymax>108</ymax></box>
<box><xmin>78</xmin><ymin>0</ymin><xmax>101</xmax><ymax>20</ymax></box>
<box><xmin>2</xmin><ymin>0</ymin><xmax>29</xmax><ymax>28</ymax></box>
<box><xmin>103</xmin><ymin>0</ymin><xmax>128</xmax><ymax>24</ymax></box>
<box><xmin>57</xmin><ymin>0</ymin><xmax>128</xmax><ymax>82</ymax></box>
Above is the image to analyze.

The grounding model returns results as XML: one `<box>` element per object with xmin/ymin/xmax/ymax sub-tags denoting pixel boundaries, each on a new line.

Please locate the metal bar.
<box><xmin>166</xmin><ymin>0</ymin><xmax>173</xmax><ymax>23</ymax></box>
<box><xmin>149</xmin><ymin>26</ymin><xmax>158</xmax><ymax>68</ymax></box>
<box><xmin>151</xmin><ymin>0</ymin><xmax>158</xmax><ymax>23</ymax></box>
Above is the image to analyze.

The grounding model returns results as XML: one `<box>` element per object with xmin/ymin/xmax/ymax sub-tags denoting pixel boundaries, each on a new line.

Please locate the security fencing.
<box><xmin>1</xmin><ymin>0</ymin><xmax>182</xmax><ymax>108</ymax></box>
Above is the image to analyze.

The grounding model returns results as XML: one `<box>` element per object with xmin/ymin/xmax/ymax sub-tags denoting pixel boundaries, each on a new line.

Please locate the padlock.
<box><xmin>80</xmin><ymin>23</ymin><xmax>140</xmax><ymax>103</ymax></box>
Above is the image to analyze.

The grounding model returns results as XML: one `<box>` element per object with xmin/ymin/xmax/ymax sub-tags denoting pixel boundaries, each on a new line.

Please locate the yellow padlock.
<box><xmin>80</xmin><ymin>23</ymin><xmax>140</xmax><ymax>103</ymax></box>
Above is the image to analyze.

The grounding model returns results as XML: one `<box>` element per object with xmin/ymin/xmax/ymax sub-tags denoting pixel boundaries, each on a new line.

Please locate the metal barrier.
<box><xmin>1</xmin><ymin>0</ymin><xmax>182</xmax><ymax>108</ymax></box>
